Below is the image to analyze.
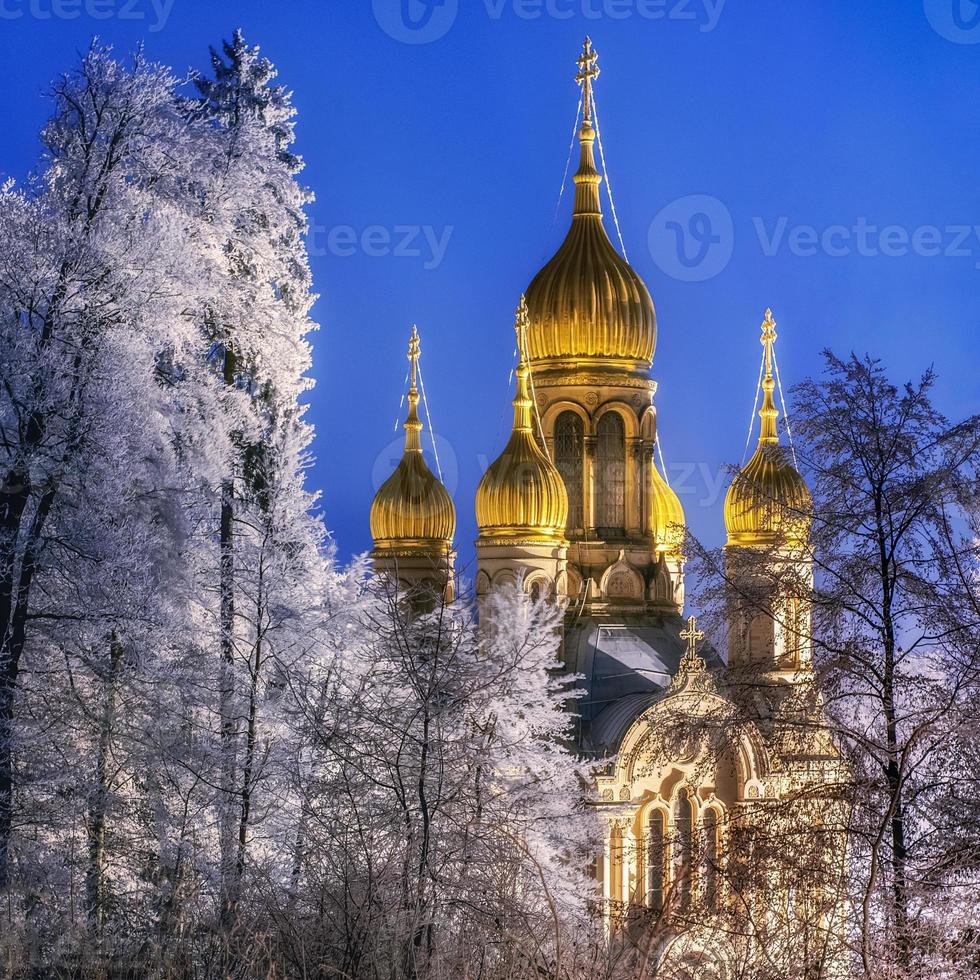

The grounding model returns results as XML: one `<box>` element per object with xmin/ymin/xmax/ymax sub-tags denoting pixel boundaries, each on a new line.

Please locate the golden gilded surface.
<box><xmin>649</xmin><ymin>458</ymin><xmax>686</xmax><ymax>556</ymax></box>
<box><xmin>370</xmin><ymin>327</ymin><xmax>456</xmax><ymax>554</ymax></box>
<box><xmin>524</xmin><ymin>39</ymin><xmax>657</xmax><ymax>369</ymax></box>
<box><xmin>725</xmin><ymin>310</ymin><xmax>811</xmax><ymax>546</ymax></box>
<box><xmin>476</xmin><ymin>301</ymin><xmax>569</xmax><ymax>541</ymax></box>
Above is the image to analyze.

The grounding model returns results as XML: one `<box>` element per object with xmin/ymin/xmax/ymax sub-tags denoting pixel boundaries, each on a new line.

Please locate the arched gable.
<box><xmin>597</xmin><ymin>687</ymin><xmax>770</xmax><ymax>804</ymax></box>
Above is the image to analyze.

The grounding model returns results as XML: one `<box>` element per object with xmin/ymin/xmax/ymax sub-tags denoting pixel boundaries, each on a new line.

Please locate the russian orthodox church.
<box><xmin>369</xmin><ymin>39</ymin><xmax>849</xmax><ymax>979</ymax></box>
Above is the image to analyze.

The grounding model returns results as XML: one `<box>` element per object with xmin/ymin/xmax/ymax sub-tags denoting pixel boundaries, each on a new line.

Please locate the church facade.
<box><xmin>369</xmin><ymin>40</ymin><xmax>849</xmax><ymax>979</ymax></box>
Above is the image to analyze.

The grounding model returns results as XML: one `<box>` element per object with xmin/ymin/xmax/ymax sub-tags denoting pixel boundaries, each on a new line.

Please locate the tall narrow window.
<box><xmin>784</xmin><ymin>596</ymin><xmax>803</xmax><ymax>665</ymax></box>
<box><xmin>648</xmin><ymin>809</ymin><xmax>666</xmax><ymax>911</ymax></box>
<box><xmin>596</xmin><ymin>412</ymin><xmax>626</xmax><ymax>536</ymax></box>
<box><xmin>703</xmin><ymin>808</ymin><xmax>720</xmax><ymax>907</ymax></box>
<box><xmin>554</xmin><ymin>412</ymin><xmax>584</xmax><ymax>532</ymax></box>
<box><xmin>673</xmin><ymin>791</ymin><xmax>694</xmax><ymax>911</ymax></box>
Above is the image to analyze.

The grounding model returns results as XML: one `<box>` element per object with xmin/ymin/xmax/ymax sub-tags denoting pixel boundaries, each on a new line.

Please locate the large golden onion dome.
<box><xmin>371</xmin><ymin>327</ymin><xmax>456</xmax><ymax>555</ymax></box>
<box><xmin>524</xmin><ymin>39</ymin><xmax>656</xmax><ymax>369</ymax></box>
<box><xmin>725</xmin><ymin>310</ymin><xmax>811</xmax><ymax>547</ymax></box>
<box><xmin>650</xmin><ymin>457</ymin><xmax>686</xmax><ymax>556</ymax></box>
<box><xmin>476</xmin><ymin>301</ymin><xmax>569</xmax><ymax>541</ymax></box>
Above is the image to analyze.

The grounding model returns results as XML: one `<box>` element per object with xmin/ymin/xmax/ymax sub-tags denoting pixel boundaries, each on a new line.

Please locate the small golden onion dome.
<box><xmin>524</xmin><ymin>39</ymin><xmax>656</xmax><ymax>369</ymax></box>
<box><xmin>476</xmin><ymin>301</ymin><xmax>569</xmax><ymax>542</ymax></box>
<box><xmin>650</xmin><ymin>456</ymin><xmax>686</xmax><ymax>555</ymax></box>
<box><xmin>725</xmin><ymin>310</ymin><xmax>812</xmax><ymax>547</ymax></box>
<box><xmin>371</xmin><ymin>327</ymin><xmax>455</xmax><ymax>555</ymax></box>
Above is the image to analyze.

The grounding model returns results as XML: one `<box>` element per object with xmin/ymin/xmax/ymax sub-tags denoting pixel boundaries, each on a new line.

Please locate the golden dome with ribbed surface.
<box><xmin>371</xmin><ymin>328</ymin><xmax>455</xmax><ymax>555</ymax></box>
<box><xmin>524</xmin><ymin>39</ymin><xmax>656</xmax><ymax>369</ymax></box>
<box><xmin>650</xmin><ymin>457</ymin><xmax>686</xmax><ymax>556</ymax></box>
<box><xmin>725</xmin><ymin>311</ymin><xmax>811</xmax><ymax>547</ymax></box>
<box><xmin>476</xmin><ymin>302</ymin><xmax>569</xmax><ymax>542</ymax></box>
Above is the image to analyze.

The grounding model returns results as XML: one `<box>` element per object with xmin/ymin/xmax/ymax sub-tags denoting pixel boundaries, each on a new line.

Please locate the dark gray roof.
<box><xmin>564</xmin><ymin>612</ymin><xmax>722</xmax><ymax>754</ymax></box>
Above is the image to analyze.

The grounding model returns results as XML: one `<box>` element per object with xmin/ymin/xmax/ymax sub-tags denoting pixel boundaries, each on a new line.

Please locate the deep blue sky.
<box><xmin>2</xmin><ymin>1</ymin><xmax>979</xmax><ymax>572</ymax></box>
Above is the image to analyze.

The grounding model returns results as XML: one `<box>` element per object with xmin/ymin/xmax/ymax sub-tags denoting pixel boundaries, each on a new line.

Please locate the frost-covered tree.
<box><xmin>0</xmin><ymin>45</ymin><xmax>216</xmax><ymax>895</ymax></box>
<box><xmin>191</xmin><ymin>29</ymin><xmax>316</xmax><ymax>923</ymax></box>
<box><xmin>284</xmin><ymin>582</ymin><xmax>601</xmax><ymax>979</ymax></box>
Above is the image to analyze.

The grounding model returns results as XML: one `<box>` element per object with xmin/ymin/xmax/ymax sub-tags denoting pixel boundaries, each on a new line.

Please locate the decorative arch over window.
<box><xmin>596</xmin><ymin>412</ymin><xmax>626</xmax><ymax>536</ymax></box>
<box><xmin>647</xmin><ymin>807</ymin><xmax>667</xmax><ymax>911</ymax></box>
<box><xmin>526</xmin><ymin>575</ymin><xmax>552</xmax><ymax>602</ymax></box>
<box><xmin>554</xmin><ymin>411</ymin><xmax>584</xmax><ymax>532</ymax></box>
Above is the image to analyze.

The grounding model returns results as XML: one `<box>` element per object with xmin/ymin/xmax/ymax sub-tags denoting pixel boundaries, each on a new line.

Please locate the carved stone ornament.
<box><xmin>535</xmin><ymin>373</ymin><xmax>655</xmax><ymax>392</ymax></box>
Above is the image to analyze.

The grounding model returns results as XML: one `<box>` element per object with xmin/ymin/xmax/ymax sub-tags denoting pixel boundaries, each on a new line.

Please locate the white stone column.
<box><xmin>620</xmin><ymin>817</ymin><xmax>635</xmax><ymax>908</ymax></box>
<box><xmin>601</xmin><ymin>818</ymin><xmax>614</xmax><ymax>939</ymax></box>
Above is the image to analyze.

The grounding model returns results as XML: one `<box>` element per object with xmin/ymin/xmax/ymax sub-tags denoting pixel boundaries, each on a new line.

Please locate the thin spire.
<box><xmin>759</xmin><ymin>308</ymin><xmax>780</xmax><ymax>445</ymax></box>
<box><xmin>572</xmin><ymin>38</ymin><xmax>603</xmax><ymax>218</ymax></box>
<box><xmin>512</xmin><ymin>298</ymin><xmax>534</xmax><ymax>433</ymax></box>
<box><xmin>403</xmin><ymin>325</ymin><xmax>423</xmax><ymax>453</ymax></box>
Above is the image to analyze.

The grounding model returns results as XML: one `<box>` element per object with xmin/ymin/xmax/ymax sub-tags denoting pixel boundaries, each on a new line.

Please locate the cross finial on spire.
<box><xmin>402</xmin><ymin>325</ymin><xmax>423</xmax><ymax>453</ymax></box>
<box><xmin>515</xmin><ymin>295</ymin><xmax>531</xmax><ymax>364</ymax></box>
<box><xmin>408</xmin><ymin>324</ymin><xmax>421</xmax><ymax>388</ymax></box>
<box><xmin>680</xmin><ymin>615</ymin><xmax>705</xmax><ymax>660</ymax></box>
<box><xmin>761</xmin><ymin>308</ymin><xmax>778</xmax><ymax>381</ymax></box>
<box><xmin>576</xmin><ymin>37</ymin><xmax>600</xmax><ymax>126</ymax></box>
<box><xmin>757</xmin><ymin>308</ymin><xmax>780</xmax><ymax>445</ymax></box>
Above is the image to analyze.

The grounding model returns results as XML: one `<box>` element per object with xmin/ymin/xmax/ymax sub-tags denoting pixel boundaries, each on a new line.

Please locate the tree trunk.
<box><xmin>235</xmin><ymin>603</ymin><xmax>263</xmax><ymax>894</ymax></box>
<box><xmin>219</xmin><ymin>347</ymin><xmax>238</xmax><ymax>926</ymax></box>
<box><xmin>876</xmin><ymin>492</ymin><xmax>910</xmax><ymax>968</ymax></box>
<box><xmin>86</xmin><ymin>633</ymin><xmax>123</xmax><ymax>936</ymax></box>
<box><xmin>0</xmin><ymin>478</ymin><xmax>56</xmax><ymax>887</ymax></box>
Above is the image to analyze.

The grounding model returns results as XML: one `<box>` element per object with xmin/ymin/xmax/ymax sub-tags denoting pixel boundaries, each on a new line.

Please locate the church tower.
<box><xmin>475</xmin><ymin>302</ymin><xmax>569</xmax><ymax>601</ymax></box>
<box><xmin>473</xmin><ymin>39</ymin><xmax>691</xmax><ymax>732</ymax></box>
<box><xmin>724</xmin><ymin>309</ymin><xmax>813</xmax><ymax>675</ymax></box>
<box><xmin>370</xmin><ymin>326</ymin><xmax>457</xmax><ymax>604</ymax></box>
<box><xmin>521</xmin><ymin>38</ymin><xmax>686</xmax><ymax>618</ymax></box>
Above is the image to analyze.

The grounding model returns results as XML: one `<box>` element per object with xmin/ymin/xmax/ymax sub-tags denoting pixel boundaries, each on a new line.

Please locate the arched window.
<box><xmin>596</xmin><ymin>412</ymin><xmax>626</xmax><ymax>536</ymax></box>
<box><xmin>673</xmin><ymin>791</ymin><xmax>694</xmax><ymax>911</ymax></box>
<box><xmin>647</xmin><ymin>809</ymin><xmax>666</xmax><ymax>911</ymax></box>
<box><xmin>703</xmin><ymin>808</ymin><xmax>720</xmax><ymax>907</ymax></box>
<box><xmin>783</xmin><ymin>596</ymin><xmax>803</xmax><ymax>665</ymax></box>
<box><xmin>554</xmin><ymin>412</ymin><xmax>584</xmax><ymax>532</ymax></box>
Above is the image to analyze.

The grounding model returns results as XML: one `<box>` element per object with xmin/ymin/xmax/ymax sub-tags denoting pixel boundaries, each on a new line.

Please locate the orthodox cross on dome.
<box><xmin>680</xmin><ymin>615</ymin><xmax>705</xmax><ymax>659</ymax></box>
<box><xmin>576</xmin><ymin>37</ymin><xmax>600</xmax><ymax>126</ymax></box>
<box><xmin>761</xmin><ymin>307</ymin><xmax>778</xmax><ymax>380</ymax></box>
<box><xmin>515</xmin><ymin>294</ymin><xmax>531</xmax><ymax>362</ymax></box>
<box><xmin>676</xmin><ymin>614</ymin><xmax>710</xmax><ymax>681</ymax></box>
<box><xmin>403</xmin><ymin>325</ymin><xmax>423</xmax><ymax>453</ymax></box>
<box><xmin>408</xmin><ymin>323</ymin><xmax>421</xmax><ymax>387</ymax></box>
<box><xmin>758</xmin><ymin>307</ymin><xmax>780</xmax><ymax>445</ymax></box>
